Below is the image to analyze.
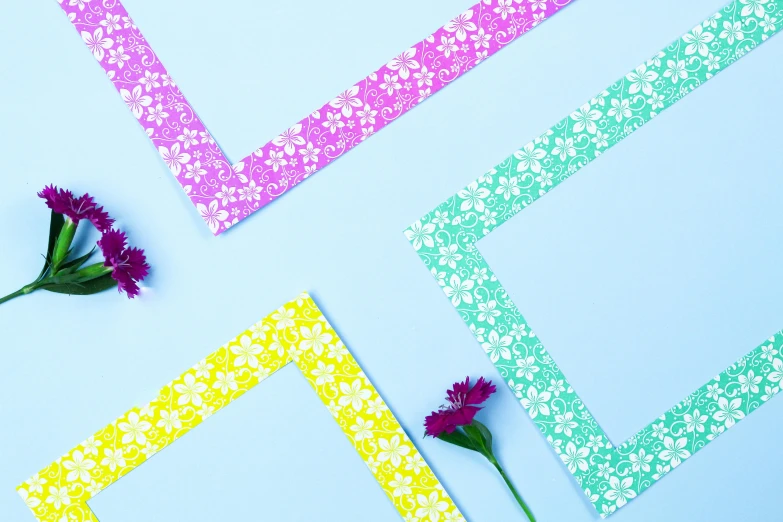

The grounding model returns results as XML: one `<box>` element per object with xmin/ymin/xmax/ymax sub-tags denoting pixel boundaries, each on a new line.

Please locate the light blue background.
<box><xmin>1</xmin><ymin>1</ymin><xmax>781</xmax><ymax>521</ymax></box>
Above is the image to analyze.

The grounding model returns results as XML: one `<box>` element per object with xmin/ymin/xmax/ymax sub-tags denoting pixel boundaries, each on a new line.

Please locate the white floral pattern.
<box><xmin>406</xmin><ymin>0</ymin><xmax>782</xmax><ymax>517</ymax></box>
<box><xmin>58</xmin><ymin>0</ymin><xmax>573</xmax><ymax>234</ymax></box>
<box><xmin>17</xmin><ymin>295</ymin><xmax>462</xmax><ymax>522</ymax></box>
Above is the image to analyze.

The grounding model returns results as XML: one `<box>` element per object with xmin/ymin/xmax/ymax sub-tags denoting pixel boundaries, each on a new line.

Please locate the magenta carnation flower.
<box><xmin>0</xmin><ymin>186</ymin><xmax>150</xmax><ymax>306</ymax></box>
<box><xmin>425</xmin><ymin>376</ymin><xmax>496</xmax><ymax>437</ymax></box>
<box><xmin>38</xmin><ymin>184</ymin><xmax>114</xmax><ymax>232</ymax></box>
<box><xmin>98</xmin><ymin>229</ymin><xmax>150</xmax><ymax>298</ymax></box>
<box><xmin>423</xmin><ymin>376</ymin><xmax>536</xmax><ymax>521</ymax></box>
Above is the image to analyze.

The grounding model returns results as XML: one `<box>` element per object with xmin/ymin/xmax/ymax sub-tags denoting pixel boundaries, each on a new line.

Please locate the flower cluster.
<box><xmin>38</xmin><ymin>185</ymin><xmax>149</xmax><ymax>298</ymax></box>
<box><xmin>0</xmin><ymin>186</ymin><xmax>149</xmax><ymax>306</ymax></box>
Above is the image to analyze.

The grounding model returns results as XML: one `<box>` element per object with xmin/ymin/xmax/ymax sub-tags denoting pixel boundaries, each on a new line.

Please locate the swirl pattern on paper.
<box><xmin>406</xmin><ymin>0</ymin><xmax>782</xmax><ymax>517</ymax></box>
<box><xmin>18</xmin><ymin>294</ymin><xmax>463</xmax><ymax>522</ymax></box>
<box><xmin>58</xmin><ymin>0</ymin><xmax>574</xmax><ymax>234</ymax></box>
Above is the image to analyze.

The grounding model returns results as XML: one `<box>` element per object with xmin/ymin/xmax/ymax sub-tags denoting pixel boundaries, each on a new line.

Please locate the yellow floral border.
<box><xmin>17</xmin><ymin>294</ymin><xmax>463</xmax><ymax>522</ymax></box>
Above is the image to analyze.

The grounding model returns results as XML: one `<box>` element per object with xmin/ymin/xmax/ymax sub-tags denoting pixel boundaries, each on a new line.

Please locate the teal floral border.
<box><xmin>405</xmin><ymin>0</ymin><xmax>782</xmax><ymax>517</ymax></box>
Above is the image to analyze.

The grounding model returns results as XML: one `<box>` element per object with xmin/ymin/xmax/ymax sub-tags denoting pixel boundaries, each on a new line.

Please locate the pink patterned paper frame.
<box><xmin>59</xmin><ymin>0</ymin><xmax>574</xmax><ymax>234</ymax></box>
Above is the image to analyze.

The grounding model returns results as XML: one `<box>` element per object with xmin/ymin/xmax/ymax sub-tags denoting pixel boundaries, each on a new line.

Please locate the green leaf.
<box><xmin>40</xmin><ymin>273</ymin><xmax>118</xmax><ymax>295</ymax></box>
<box><xmin>463</xmin><ymin>425</ymin><xmax>487</xmax><ymax>452</ymax></box>
<box><xmin>471</xmin><ymin>420</ymin><xmax>494</xmax><ymax>455</ymax></box>
<box><xmin>59</xmin><ymin>247</ymin><xmax>97</xmax><ymax>274</ymax></box>
<box><xmin>436</xmin><ymin>429</ymin><xmax>481</xmax><ymax>453</ymax></box>
<box><xmin>37</xmin><ymin>211</ymin><xmax>65</xmax><ymax>280</ymax></box>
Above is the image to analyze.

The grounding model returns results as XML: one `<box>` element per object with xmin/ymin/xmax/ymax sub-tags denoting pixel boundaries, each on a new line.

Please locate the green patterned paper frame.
<box><xmin>405</xmin><ymin>0</ymin><xmax>782</xmax><ymax>517</ymax></box>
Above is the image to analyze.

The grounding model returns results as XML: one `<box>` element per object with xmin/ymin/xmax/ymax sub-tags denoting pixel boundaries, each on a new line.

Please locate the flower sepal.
<box><xmin>37</xmin><ymin>211</ymin><xmax>65</xmax><ymax>280</ymax></box>
<box><xmin>51</xmin><ymin>217</ymin><xmax>78</xmax><ymax>271</ymax></box>
<box><xmin>51</xmin><ymin>247</ymin><xmax>97</xmax><ymax>276</ymax></box>
<box><xmin>435</xmin><ymin>427</ymin><xmax>481</xmax><ymax>453</ymax></box>
<box><xmin>462</xmin><ymin>420</ymin><xmax>495</xmax><ymax>459</ymax></box>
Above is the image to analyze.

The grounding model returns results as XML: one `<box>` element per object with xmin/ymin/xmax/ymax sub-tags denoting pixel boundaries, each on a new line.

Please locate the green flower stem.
<box><xmin>489</xmin><ymin>457</ymin><xmax>536</xmax><ymax>522</ymax></box>
<box><xmin>0</xmin><ymin>264</ymin><xmax>112</xmax><ymax>306</ymax></box>
<box><xmin>454</xmin><ymin>421</ymin><xmax>536</xmax><ymax>521</ymax></box>
<box><xmin>0</xmin><ymin>282</ymin><xmax>40</xmax><ymax>305</ymax></box>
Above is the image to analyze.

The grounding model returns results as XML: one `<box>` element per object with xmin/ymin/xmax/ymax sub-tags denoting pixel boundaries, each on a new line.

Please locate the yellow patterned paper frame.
<box><xmin>17</xmin><ymin>294</ymin><xmax>463</xmax><ymax>522</ymax></box>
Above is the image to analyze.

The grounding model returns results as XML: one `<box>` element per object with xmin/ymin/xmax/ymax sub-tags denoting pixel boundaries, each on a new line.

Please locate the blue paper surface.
<box><xmin>1</xmin><ymin>0</ymin><xmax>781</xmax><ymax>520</ymax></box>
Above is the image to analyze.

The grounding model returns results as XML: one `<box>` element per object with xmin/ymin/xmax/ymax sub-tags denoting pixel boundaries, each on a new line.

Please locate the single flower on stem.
<box><xmin>98</xmin><ymin>229</ymin><xmax>150</xmax><ymax>297</ymax></box>
<box><xmin>0</xmin><ymin>185</ymin><xmax>150</xmax><ymax>306</ymax></box>
<box><xmin>425</xmin><ymin>376</ymin><xmax>536</xmax><ymax>522</ymax></box>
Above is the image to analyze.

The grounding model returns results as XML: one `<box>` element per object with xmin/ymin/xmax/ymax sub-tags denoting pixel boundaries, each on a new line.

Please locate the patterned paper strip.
<box><xmin>17</xmin><ymin>294</ymin><xmax>463</xmax><ymax>522</ymax></box>
<box><xmin>58</xmin><ymin>0</ymin><xmax>575</xmax><ymax>235</ymax></box>
<box><xmin>405</xmin><ymin>0</ymin><xmax>782</xmax><ymax>517</ymax></box>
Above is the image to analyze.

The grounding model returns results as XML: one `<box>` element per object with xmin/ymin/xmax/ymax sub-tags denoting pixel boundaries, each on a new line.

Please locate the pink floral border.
<box><xmin>58</xmin><ymin>0</ymin><xmax>574</xmax><ymax>234</ymax></box>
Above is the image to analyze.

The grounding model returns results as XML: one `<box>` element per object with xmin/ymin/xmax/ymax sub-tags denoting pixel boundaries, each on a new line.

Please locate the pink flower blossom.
<box><xmin>425</xmin><ymin>376</ymin><xmax>496</xmax><ymax>437</ymax></box>
<box><xmin>1</xmin><ymin>186</ymin><xmax>150</xmax><ymax>306</ymax></box>
<box><xmin>98</xmin><ymin>229</ymin><xmax>150</xmax><ymax>298</ymax></box>
<box><xmin>38</xmin><ymin>185</ymin><xmax>114</xmax><ymax>232</ymax></box>
<box><xmin>422</xmin><ymin>375</ymin><xmax>533</xmax><ymax>520</ymax></box>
